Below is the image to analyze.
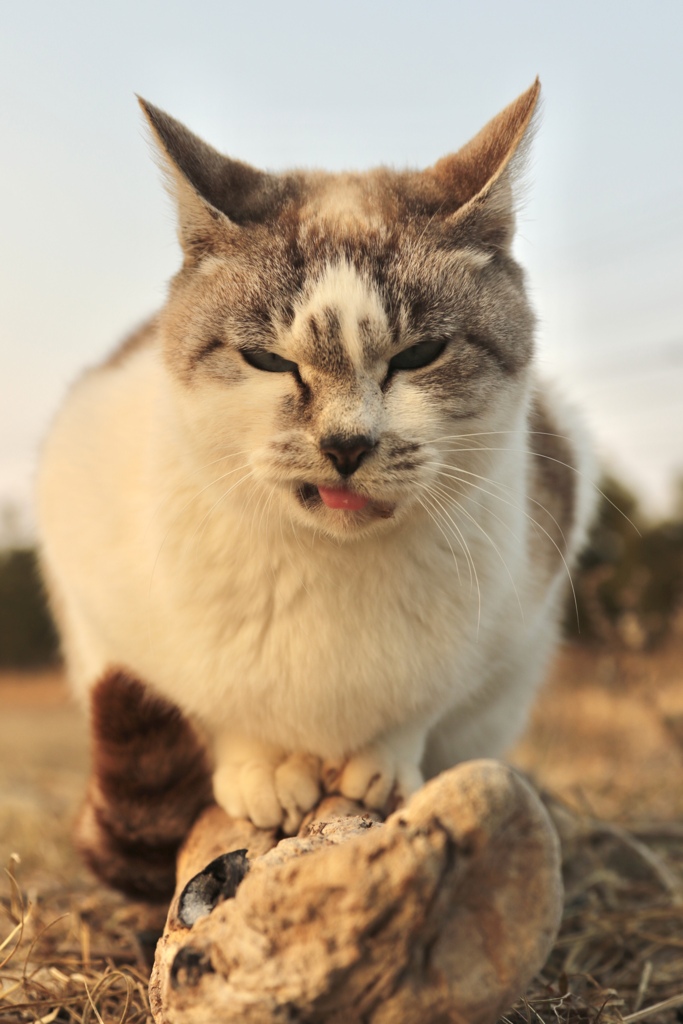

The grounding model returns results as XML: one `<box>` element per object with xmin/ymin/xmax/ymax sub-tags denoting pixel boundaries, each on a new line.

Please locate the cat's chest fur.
<box><xmin>146</xmin><ymin>494</ymin><xmax>490</xmax><ymax>754</ymax></box>
<box><xmin>155</xmin><ymin>553</ymin><xmax>440</xmax><ymax>737</ymax></box>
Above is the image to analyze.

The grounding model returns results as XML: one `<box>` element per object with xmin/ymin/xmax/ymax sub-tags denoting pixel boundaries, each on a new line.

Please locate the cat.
<box><xmin>36</xmin><ymin>79</ymin><xmax>595</xmax><ymax>899</ymax></box>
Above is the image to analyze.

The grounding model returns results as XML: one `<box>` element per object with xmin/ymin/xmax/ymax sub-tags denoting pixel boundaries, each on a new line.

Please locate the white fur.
<box><xmin>294</xmin><ymin>260</ymin><xmax>388</xmax><ymax>369</ymax></box>
<box><xmin>37</xmin><ymin>279</ymin><xmax>594</xmax><ymax>833</ymax></box>
<box><xmin>302</xmin><ymin>174</ymin><xmax>382</xmax><ymax>232</ymax></box>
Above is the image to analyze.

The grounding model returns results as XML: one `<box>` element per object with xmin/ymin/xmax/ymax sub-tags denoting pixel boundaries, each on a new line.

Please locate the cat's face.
<box><xmin>161</xmin><ymin>219</ymin><xmax>533</xmax><ymax>539</ymax></box>
<box><xmin>146</xmin><ymin>83</ymin><xmax>539</xmax><ymax>538</ymax></box>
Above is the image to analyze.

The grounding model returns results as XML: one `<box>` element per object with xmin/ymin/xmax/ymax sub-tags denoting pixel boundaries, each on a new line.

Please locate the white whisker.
<box><xmin>432</xmin><ymin>430</ymin><xmax>573</xmax><ymax>444</ymax></box>
<box><xmin>415</xmin><ymin>495</ymin><xmax>463</xmax><ymax>587</ymax></box>
<box><xmin>429</xmin><ymin>479</ymin><xmax>525</xmax><ymax>626</ymax></box>
<box><xmin>421</xmin><ymin>486</ymin><xmax>481</xmax><ymax>632</ymax></box>
<box><xmin>143</xmin><ymin>447</ymin><xmax>257</xmax><ymax>538</ymax></box>
<box><xmin>187</xmin><ymin>470</ymin><xmax>257</xmax><ymax>551</ymax></box>
<box><xmin>436</xmin><ymin>444</ymin><xmax>637</xmax><ymax>533</ymax></box>
<box><xmin>432</xmin><ymin>466</ymin><xmax>579</xmax><ymax>627</ymax></box>
<box><xmin>424</xmin><ymin>461</ymin><xmax>569</xmax><ymax>551</ymax></box>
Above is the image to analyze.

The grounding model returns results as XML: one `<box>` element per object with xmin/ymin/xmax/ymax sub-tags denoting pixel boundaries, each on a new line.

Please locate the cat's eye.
<box><xmin>388</xmin><ymin>338</ymin><xmax>448</xmax><ymax>373</ymax></box>
<box><xmin>241</xmin><ymin>348</ymin><xmax>298</xmax><ymax>374</ymax></box>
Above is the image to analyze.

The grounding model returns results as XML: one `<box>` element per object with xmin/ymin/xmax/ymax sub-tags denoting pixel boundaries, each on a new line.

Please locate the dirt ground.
<box><xmin>1</xmin><ymin>643</ymin><xmax>682</xmax><ymax>1022</ymax></box>
<box><xmin>514</xmin><ymin>643</ymin><xmax>683</xmax><ymax>821</ymax></box>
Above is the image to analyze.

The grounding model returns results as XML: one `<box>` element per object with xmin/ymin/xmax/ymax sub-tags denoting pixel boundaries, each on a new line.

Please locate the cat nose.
<box><xmin>320</xmin><ymin>434</ymin><xmax>376</xmax><ymax>477</ymax></box>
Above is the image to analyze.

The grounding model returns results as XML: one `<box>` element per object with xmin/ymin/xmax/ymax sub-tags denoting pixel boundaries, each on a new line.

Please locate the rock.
<box><xmin>150</xmin><ymin>760</ymin><xmax>563</xmax><ymax>1024</ymax></box>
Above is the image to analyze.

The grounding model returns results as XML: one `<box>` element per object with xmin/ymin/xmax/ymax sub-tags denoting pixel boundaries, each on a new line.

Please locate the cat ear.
<box><xmin>137</xmin><ymin>98</ymin><xmax>275</xmax><ymax>260</ymax></box>
<box><xmin>428</xmin><ymin>79</ymin><xmax>541</xmax><ymax>252</ymax></box>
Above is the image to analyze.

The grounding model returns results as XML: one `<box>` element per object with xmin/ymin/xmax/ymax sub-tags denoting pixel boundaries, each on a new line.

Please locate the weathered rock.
<box><xmin>150</xmin><ymin>760</ymin><xmax>563</xmax><ymax>1024</ymax></box>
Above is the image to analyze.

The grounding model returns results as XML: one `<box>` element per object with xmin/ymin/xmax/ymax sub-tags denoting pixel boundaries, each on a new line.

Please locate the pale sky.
<box><xmin>1</xmin><ymin>0</ymin><xmax>682</xmax><ymax>538</ymax></box>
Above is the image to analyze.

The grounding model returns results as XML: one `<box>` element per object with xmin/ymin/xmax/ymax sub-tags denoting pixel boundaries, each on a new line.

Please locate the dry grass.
<box><xmin>1</xmin><ymin>644</ymin><xmax>682</xmax><ymax>1023</ymax></box>
<box><xmin>509</xmin><ymin>642</ymin><xmax>683</xmax><ymax>1023</ymax></box>
<box><xmin>0</xmin><ymin>672</ymin><xmax>164</xmax><ymax>1022</ymax></box>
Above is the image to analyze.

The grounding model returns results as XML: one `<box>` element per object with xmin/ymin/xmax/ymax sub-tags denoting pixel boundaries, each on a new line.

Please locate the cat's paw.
<box><xmin>323</xmin><ymin>746</ymin><xmax>423</xmax><ymax>813</ymax></box>
<box><xmin>213</xmin><ymin>752</ymin><xmax>321</xmax><ymax>835</ymax></box>
<box><xmin>275</xmin><ymin>754</ymin><xmax>322</xmax><ymax>834</ymax></box>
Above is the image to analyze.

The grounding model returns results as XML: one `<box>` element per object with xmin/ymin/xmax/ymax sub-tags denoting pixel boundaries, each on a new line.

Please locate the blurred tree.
<box><xmin>568</xmin><ymin>474</ymin><xmax>683</xmax><ymax>648</ymax></box>
<box><xmin>0</xmin><ymin>547</ymin><xmax>59</xmax><ymax>667</ymax></box>
<box><xmin>671</xmin><ymin>474</ymin><xmax>683</xmax><ymax>520</ymax></box>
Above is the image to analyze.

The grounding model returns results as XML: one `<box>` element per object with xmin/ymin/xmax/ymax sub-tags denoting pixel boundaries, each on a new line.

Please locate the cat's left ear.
<box><xmin>137</xmin><ymin>98</ymin><xmax>280</xmax><ymax>261</ymax></box>
<box><xmin>428</xmin><ymin>79</ymin><xmax>541</xmax><ymax>252</ymax></box>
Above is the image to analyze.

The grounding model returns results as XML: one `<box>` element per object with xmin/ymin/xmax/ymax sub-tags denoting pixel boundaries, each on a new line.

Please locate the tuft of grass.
<box><xmin>510</xmin><ymin>797</ymin><xmax>683</xmax><ymax>1023</ymax></box>
<box><xmin>0</xmin><ymin>851</ymin><xmax>164</xmax><ymax>1023</ymax></box>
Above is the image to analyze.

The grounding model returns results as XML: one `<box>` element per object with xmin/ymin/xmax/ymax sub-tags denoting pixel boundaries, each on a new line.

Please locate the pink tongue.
<box><xmin>317</xmin><ymin>486</ymin><xmax>369</xmax><ymax>511</ymax></box>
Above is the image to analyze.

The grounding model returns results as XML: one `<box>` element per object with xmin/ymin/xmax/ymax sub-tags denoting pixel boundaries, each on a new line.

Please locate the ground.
<box><xmin>1</xmin><ymin>643</ymin><xmax>682</xmax><ymax>1022</ymax></box>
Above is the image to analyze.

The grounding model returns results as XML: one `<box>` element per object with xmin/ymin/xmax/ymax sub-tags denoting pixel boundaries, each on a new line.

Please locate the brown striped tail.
<box><xmin>75</xmin><ymin>671</ymin><xmax>214</xmax><ymax>901</ymax></box>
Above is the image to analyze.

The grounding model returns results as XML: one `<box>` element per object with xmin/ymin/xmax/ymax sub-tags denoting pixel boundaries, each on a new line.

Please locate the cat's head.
<box><xmin>141</xmin><ymin>83</ymin><xmax>539</xmax><ymax>539</ymax></box>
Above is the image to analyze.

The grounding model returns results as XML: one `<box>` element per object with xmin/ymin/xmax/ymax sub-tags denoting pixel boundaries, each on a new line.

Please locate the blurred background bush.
<box><xmin>0</xmin><ymin>546</ymin><xmax>58</xmax><ymax>667</ymax></box>
<box><xmin>568</xmin><ymin>475</ymin><xmax>683</xmax><ymax>650</ymax></box>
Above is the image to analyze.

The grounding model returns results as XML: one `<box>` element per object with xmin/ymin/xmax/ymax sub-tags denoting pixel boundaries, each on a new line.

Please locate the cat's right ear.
<box><xmin>138</xmin><ymin>98</ymin><xmax>271</xmax><ymax>261</ymax></box>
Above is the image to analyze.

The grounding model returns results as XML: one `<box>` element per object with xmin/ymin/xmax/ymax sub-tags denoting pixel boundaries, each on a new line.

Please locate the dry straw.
<box><xmin>1</xmin><ymin>791</ymin><xmax>682</xmax><ymax>1024</ymax></box>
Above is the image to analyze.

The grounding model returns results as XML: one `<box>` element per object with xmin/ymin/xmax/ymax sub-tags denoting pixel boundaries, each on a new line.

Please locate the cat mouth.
<box><xmin>296</xmin><ymin>483</ymin><xmax>395</xmax><ymax>519</ymax></box>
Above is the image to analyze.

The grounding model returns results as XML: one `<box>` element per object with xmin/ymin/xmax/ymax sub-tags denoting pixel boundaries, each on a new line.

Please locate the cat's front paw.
<box><xmin>323</xmin><ymin>746</ymin><xmax>423</xmax><ymax>813</ymax></box>
<box><xmin>213</xmin><ymin>751</ymin><xmax>321</xmax><ymax>835</ymax></box>
<box><xmin>275</xmin><ymin>754</ymin><xmax>321</xmax><ymax>834</ymax></box>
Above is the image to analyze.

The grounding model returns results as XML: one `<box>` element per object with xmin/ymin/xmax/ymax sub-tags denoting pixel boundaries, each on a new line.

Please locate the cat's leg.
<box><xmin>212</xmin><ymin>736</ymin><xmax>321</xmax><ymax>835</ymax></box>
<box><xmin>422</xmin><ymin>664</ymin><xmax>547</xmax><ymax>779</ymax></box>
<box><xmin>323</xmin><ymin>721</ymin><xmax>428</xmax><ymax>811</ymax></box>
